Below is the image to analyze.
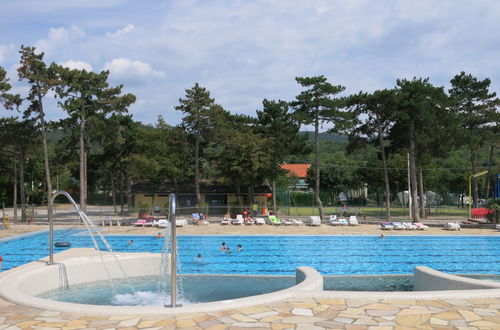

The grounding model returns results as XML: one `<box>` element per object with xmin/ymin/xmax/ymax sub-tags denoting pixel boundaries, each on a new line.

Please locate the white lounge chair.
<box><xmin>155</xmin><ymin>219</ymin><xmax>169</xmax><ymax>228</ymax></box>
<box><xmin>402</xmin><ymin>222</ymin><xmax>417</xmax><ymax>230</ymax></box>
<box><xmin>309</xmin><ymin>216</ymin><xmax>321</xmax><ymax>226</ymax></box>
<box><xmin>348</xmin><ymin>216</ymin><xmax>359</xmax><ymax>226</ymax></box>
<box><xmin>414</xmin><ymin>222</ymin><xmax>429</xmax><ymax>230</ymax></box>
<box><xmin>338</xmin><ymin>218</ymin><xmax>349</xmax><ymax>226</ymax></box>
<box><xmin>391</xmin><ymin>222</ymin><xmax>405</xmax><ymax>230</ymax></box>
<box><xmin>380</xmin><ymin>222</ymin><xmax>393</xmax><ymax>230</ymax></box>
<box><xmin>282</xmin><ymin>218</ymin><xmax>293</xmax><ymax>225</ymax></box>
<box><xmin>291</xmin><ymin>219</ymin><xmax>304</xmax><ymax>226</ymax></box>
<box><xmin>232</xmin><ymin>214</ymin><xmax>244</xmax><ymax>225</ymax></box>
<box><xmin>329</xmin><ymin>215</ymin><xmax>341</xmax><ymax>226</ymax></box>
<box><xmin>445</xmin><ymin>222</ymin><xmax>460</xmax><ymax>231</ymax></box>
<box><xmin>255</xmin><ymin>217</ymin><xmax>266</xmax><ymax>225</ymax></box>
<box><xmin>176</xmin><ymin>219</ymin><xmax>187</xmax><ymax>227</ymax></box>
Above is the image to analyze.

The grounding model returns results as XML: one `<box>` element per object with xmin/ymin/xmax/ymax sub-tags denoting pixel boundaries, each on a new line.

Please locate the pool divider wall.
<box><xmin>413</xmin><ymin>266</ymin><xmax>500</xmax><ymax>291</ymax></box>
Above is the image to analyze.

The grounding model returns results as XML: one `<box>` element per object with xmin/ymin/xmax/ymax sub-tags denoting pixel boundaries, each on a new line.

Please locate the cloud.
<box><xmin>35</xmin><ymin>25</ymin><xmax>85</xmax><ymax>54</ymax></box>
<box><xmin>103</xmin><ymin>58</ymin><xmax>165</xmax><ymax>82</ymax></box>
<box><xmin>0</xmin><ymin>44</ymin><xmax>14</xmax><ymax>64</ymax></box>
<box><xmin>106</xmin><ymin>24</ymin><xmax>135</xmax><ymax>38</ymax></box>
<box><xmin>60</xmin><ymin>60</ymin><xmax>93</xmax><ymax>71</ymax></box>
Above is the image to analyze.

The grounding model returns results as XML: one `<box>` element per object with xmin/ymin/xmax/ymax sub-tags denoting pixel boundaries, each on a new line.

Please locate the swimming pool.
<box><xmin>1</xmin><ymin>230</ymin><xmax>499</xmax><ymax>275</ymax></box>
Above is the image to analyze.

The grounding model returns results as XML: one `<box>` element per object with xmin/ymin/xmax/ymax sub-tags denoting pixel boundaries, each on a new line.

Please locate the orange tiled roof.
<box><xmin>280</xmin><ymin>164</ymin><xmax>311</xmax><ymax>178</ymax></box>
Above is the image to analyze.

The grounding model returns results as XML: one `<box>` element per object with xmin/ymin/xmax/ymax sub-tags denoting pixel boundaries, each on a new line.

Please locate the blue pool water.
<box><xmin>1</xmin><ymin>230</ymin><xmax>499</xmax><ymax>275</ymax></box>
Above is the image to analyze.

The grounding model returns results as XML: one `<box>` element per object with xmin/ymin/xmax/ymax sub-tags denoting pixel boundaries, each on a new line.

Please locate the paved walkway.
<box><xmin>1</xmin><ymin>296</ymin><xmax>499</xmax><ymax>329</ymax></box>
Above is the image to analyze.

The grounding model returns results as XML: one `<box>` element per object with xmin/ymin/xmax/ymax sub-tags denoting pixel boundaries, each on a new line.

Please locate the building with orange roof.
<box><xmin>280</xmin><ymin>163</ymin><xmax>311</xmax><ymax>190</ymax></box>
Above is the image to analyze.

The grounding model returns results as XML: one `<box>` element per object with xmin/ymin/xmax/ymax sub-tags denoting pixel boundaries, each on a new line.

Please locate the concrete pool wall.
<box><xmin>0</xmin><ymin>248</ymin><xmax>499</xmax><ymax>315</ymax></box>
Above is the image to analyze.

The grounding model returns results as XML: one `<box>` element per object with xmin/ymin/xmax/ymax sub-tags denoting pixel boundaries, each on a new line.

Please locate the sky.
<box><xmin>1</xmin><ymin>0</ymin><xmax>499</xmax><ymax>126</ymax></box>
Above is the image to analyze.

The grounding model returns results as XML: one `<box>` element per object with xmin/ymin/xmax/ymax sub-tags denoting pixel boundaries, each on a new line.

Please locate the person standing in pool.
<box><xmin>220</xmin><ymin>242</ymin><xmax>227</xmax><ymax>252</ymax></box>
<box><xmin>237</xmin><ymin>244</ymin><xmax>242</xmax><ymax>251</ymax></box>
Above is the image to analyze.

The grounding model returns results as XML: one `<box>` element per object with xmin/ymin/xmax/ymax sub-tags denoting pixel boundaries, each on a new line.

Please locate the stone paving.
<box><xmin>1</xmin><ymin>296</ymin><xmax>499</xmax><ymax>329</ymax></box>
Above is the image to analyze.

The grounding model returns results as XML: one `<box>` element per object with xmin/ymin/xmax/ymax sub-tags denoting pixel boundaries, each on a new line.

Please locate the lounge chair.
<box><xmin>232</xmin><ymin>214</ymin><xmax>244</xmax><ymax>225</ymax></box>
<box><xmin>391</xmin><ymin>222</ymin><xmax>405</xmax><ymax>230</ymax></box>
<box><xmin>348</xmin><ymin>216</ymin><xmax>359</xmax><ymax>226</ymax></box>
<box><xmin>144</xmin><ymin>217</ymin><xmax>155</xmax><ymax>227</ymax></box>
<box><xmin>255</xmin><ymin>217</ymin><xmax>266</xmax><ymax>225</ymax></box>
<box><xmin>244</xmin><ymin>216</ymin><xmax>255</xmax><ymax>225</ymax></box>
<box><xmin>308</xmin><ymin>216</ymin><xmax>321</xmax><ymax>226</ymax></box>
<box><xmin>338</xmin><ymin>218</ymin><xmax>349</xmax><ymax>226</ymax></box>
<box><xmin>282</xmin><ymin>218</ymin><xmax>293</xmax><ymax>226</ymax></box>
<box><xmin>402</xmin><ymin>222</ymin><xmax>417</xmax><ymax>230</ymax></box>
<box><xmin>176</xmin><ymin>219</ymin><xmax>187</xmax><ymax>227</ymax></box>
<box><xmin>155</xmin><ymin>219</ymin><xmax>169</xmax><ymax>228</ymax></box>
<box><xmin>414</xmin><ymin>222</ymin><xmax>429</xmax><ymax>230</ymax></box>
<box><xmin>380</xmin><ymin>222</ymin><xmax>393</xmax><ymax>230</ymax></box>
<box><xmin>329</xmin><ymin>215</ymin><xmax>341</xmax><ymax>226</ymax></box>
<box><xmin>134</xmin><ymin>219</ymin><xmax>146</xmax><ymax>227</ymax></box>
<box><xmin>221</xmin><ymin>214</ymin><xmax>231</xmax><ymax>225</ymax></box>
<box><xmin>445</xmin><ymin>222</ymin><xmax>460</xmax><ymax>231</ymax></box>
<box><xmin>291</xmin><ymin>219</ymin><xmax>304</xmax><ymax>225</ymax></box>
<box><xmin>268</xmin><ymin>215</ymin><xmax>282</xmax><ymax>225</ymax></box>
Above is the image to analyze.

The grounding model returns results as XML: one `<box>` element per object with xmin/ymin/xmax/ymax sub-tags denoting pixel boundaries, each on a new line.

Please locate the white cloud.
<box><xmin>0</xmin><ymin>44</ymin><xmax>14</xmax><ymax>64</ymax></box>
<box><xmin>60</xmin><ymin>60</ymin><xmax>93</xmax><ymax>71</ymax></box>
<box><xmin>106</xmin><ymin>24</ymin><xmax>135</xmax><ymax>38</ymax></box>
<box><xmin>35</xmin><ymin>25</ymin><xmax>85</xmax><ymax>54</ymax></box>
<box><xmin>103</xmin><ymin>58</ymin><xmax>165</xmax><ymax>81</ymax></box>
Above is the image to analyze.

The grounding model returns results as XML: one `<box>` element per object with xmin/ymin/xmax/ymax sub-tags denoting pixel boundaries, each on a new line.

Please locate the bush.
<box><xmin>486</xmin><ymin>198</ymin><xmax>500</xmax><ymax>223</ymax></box>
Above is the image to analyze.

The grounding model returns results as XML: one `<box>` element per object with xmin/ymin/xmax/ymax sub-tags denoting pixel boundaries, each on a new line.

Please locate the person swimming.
<box><xmin>380</xmin><ymin>233</ymin><xmax>385</xmax><ymax>239</ymax></box>
<box><xmin>128</xmin><ymin>240</ymin><xmax>134</xmax><ymax>245</ymax></box>
<box><xmin>156</xmin><ymin>232</ymin><xmax>163</xmax><ymax>238</ymax></box>
<box><xmin>237</xmin><ymin>244</ymin><xmax>242</xmax><ymax>252</ymax></box>
<box><xmin>220</xmin><ymin>242</ymin><xmax>227</xmax><ymax>252</ymax></box>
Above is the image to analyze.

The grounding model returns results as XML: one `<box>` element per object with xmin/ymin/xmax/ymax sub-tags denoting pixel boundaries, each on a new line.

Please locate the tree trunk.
<box><xmin>126</xmin><ymin>175</ymin><xmax>132</xmax><ymax>216</ymax></box>
<box><xmin>236</xmin><ymin>185</ymin><xmax>242</xmax><ymax>212</ymax></box>
<box><xmin>378</xmin><ymin>128</ymin><xmax>390</xmax><ymax>221</ymax></box>
<box><xmin>120</xmin><ymin>172</ymin><xmax>125</xmax><ymax>215</ymax></box>
<box><xmin>470</xmin><ymin>148</ymin><xmax>478</xmax><ymax>208</ymax></box>
<box><xmin>13</xmin><ymin>161</ymin><xmax>17</xmax><ymax>222</ymax></box>
<box><xmin>111</xmin><ymin>175</ymin><xmax>117</xmax><ymax>215</ymax></box>
<box><xmin>272</xmin><ymin>180</ymin><xmax>277</xmax><ymax>214</ymax></box>
<box><xmin>485</xmin><ymin>145</ymin><xmax>494</xmax><ymax>198</ymax></box>
<box><xmin>19</xmin><ymin>152</ymin><xmax>26</xmax><ymax>222</ymax></box>
<box><xmin>418</xmin><ymin>166</ymin><xmax>425</xmax><ymax>218</ymax></box>
<box><xmin>409</xmin><ymin>120</ymin><xmax>419</xmax><ymax>222</ymax></box>
<box><xmin>194</xmin><ymin>131</ymin><xmax>201</xmax><ymax>207</ymax></box>
<box><xmin>79</xmin><ymin>115</ymin><xmax>87</xmax><ymax>213</ymax></box>
<box><xmin>314</xmin><ymin>109</ymin><xmax>324</xmax><ymax>220</ymax></box>
<box><xmin>38</xmin><ymin>94</ymin><xmax>53</xmax><ymax>229</ymax></box>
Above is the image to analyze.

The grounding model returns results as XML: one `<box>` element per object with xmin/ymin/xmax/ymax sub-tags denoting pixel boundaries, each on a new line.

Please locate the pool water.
<box><xmin>1</xmin><ymin>230</ymin><xmax>499</xmax><ymax>275</ymax></box>
<box><xmin>39</xmin><ymin>275</ymin><xmax>296</xmax><ymax>305</ymax></box>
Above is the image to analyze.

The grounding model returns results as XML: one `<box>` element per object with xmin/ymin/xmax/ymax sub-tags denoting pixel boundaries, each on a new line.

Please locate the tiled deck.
<box><xmin>1</xmin><ymin>296</ymin><xmax>499</xmax><ymax>329</ymax></box>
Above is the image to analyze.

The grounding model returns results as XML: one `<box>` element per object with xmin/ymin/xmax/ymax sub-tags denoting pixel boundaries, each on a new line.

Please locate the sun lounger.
<box><xmin>348</xmin><ymin>216</ymin><xmax>359</xmax><ymax>226</ymax></box>
<box><xmin>244</xmin><ymin>217</ymin><xmax>255</xmax><ymax>225</ymax></box>
<box><xmin>380</xmin><ymin>222</ymin><xmax>393</xmax><ymax>230</ymax></box>
<box><xmin>268</xmin><ymin>215</ymin><xmax>282</xmax><ymax>225</ymax></box>
<box><xmin>176</xmin><ymin>219</ymin><xmax>187</xmax><ymax>227</ymax></box>
<box><xmin>134</xmin><ymin>219</ymin><xmax>146</xmax><ymax>227</ymax></box>
<box><xmin>308</xmin><ymin>216</ymin><xmax>321</xmax><ymax>226</ymax></box>
<box><xmin>232</xmin><ymin>214</ymin><xmax>244</xmax><ymax>225</ymax></box>
<box><xmin>329</xmin><ymin>215</ymin><xmax>341</xmax><ymax>226</ymax></box>
<box><xmin>291</xmin><ymin>219</ymin><xmax>304</xmax><ymax>225</ymax></box>
<box><xmin>255</xmin><ymin>217</ymin><xmax>266</xmax><ymax>225</ymax></box>
<box><xmin>282</xmin><ymin>218</ymin><xmax>293</xmax><ymax>225</ymax></box>
<box><xmin>155</xmin><ymin>219</ymin><xmax>169</xmax><ymax>228</ymax></box>
<box><xmin>391</xmin><ymin>222</ymin><xmax>405</xmax><ymax>230</ymax></box>
<box><xmin>445</xmin><ymin>221</ymin><xmax>460</xmax><ymax>230</ymax></box>
<box><xmin>144</xmin><ymin>217</ymin><xmax>155</xmax><ymax>227</ymax></box>
<box><xmin>402</xmin><ymin>222</ymin><xmax>417</xmax><ymax>230</ymax></box>
<box><xmin>338</xmin><ymin>218</ymin><xmax>349</xmax><ymax>226</ymax></box>
<box><xmin>414</xmin><ymin>222</ymin><xmax>429</xmax><ymax>230</ymax></box>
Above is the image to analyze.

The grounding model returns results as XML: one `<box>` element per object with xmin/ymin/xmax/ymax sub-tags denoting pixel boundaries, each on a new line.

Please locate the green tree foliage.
<box><xmin>175</xmin><ymin>83</ymin><xmax>223</xmax><ymax>207</ymax></box>
<box><xmin>291</xmin><ymin>75</ymin><xmax>346</xmax><ymax>220</ymax></box>
<box><xmin>449</xmin><ymin>72</ymin><xmax>500</xmax><ymax>206</ymax></box>
<box><xmin>54</xmin><ymin>65</ymin><xmax>136</xmax><ymax>212</ymax></box>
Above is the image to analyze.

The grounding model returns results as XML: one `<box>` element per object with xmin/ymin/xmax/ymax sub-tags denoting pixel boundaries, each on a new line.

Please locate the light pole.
<box><xmin>468</xmin><ymin>170</ymin><xmax>488</xmax><ymax>219</ymax></box>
